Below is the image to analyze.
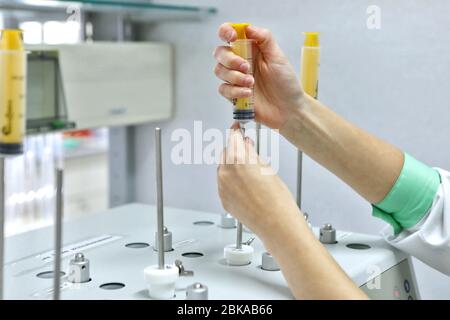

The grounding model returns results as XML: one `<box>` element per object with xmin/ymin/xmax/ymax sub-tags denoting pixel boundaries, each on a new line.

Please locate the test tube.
<box><xmin>0</xmin><ymin>29</ymin><xmax>26</xmax><ymax>156</ymax></box>
<box><xmin>230</xmin><ymin>25</ymin><xmax>255</xmax><ymax>128</ymax></box>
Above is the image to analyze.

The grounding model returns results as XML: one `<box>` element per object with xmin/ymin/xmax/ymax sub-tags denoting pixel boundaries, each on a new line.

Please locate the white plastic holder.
<box><xmin>224</xmin><ymin>244</ymin><xmax>254</xmax><ymax>266</ymax></box>
<box><xmin>144</xmin><ymin>264</ymin><xmax>179</xmax><ymax>299</ymax></box>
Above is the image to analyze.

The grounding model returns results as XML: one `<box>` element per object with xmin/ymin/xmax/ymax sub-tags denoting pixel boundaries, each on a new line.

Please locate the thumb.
<box><xmin>245</xmin><ymin>26</ymin><xmax>281</xmax><ymax>57</ymax></box>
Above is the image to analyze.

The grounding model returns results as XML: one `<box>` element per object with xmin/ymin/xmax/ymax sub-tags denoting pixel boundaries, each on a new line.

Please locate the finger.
<box><xmin>226</xmin><ymin>127</ymin><xmax>247</xmax><ymax>164</ymax></box>
<box><xmin>245</xmin><ymin>25</ymin><xmax>280</xmax><ymax>55</ymax></box>
<box><xmin>244</xmin><ymin>137</ymin><xmax>259</xmax><ymax>165</ymax></box>
<box><xmin>213</xmin><ymin>46</ymin><xmax>250</xmax><ymax>72</ymax></box>
<box><xmin>230</xmin><ymin>121</ymin><xmax>240</xmax><ymax>130</ymax></box>
<box><xmin>244</xmin><ymin>137</ymin><xmax>255</xmax><ymax>147</ymax></box>
<box><xmin>214</xmin><ymin>63</ymin><xmax>254</xmax><ymax>88</ymax></box>
<box><xmin>219</xmin><ymin>83</ymin><xmax>252</xmax><ymax>100</ymax></box>
<box><xmin>217</xmin><ymin>22</ymin><xmax>237</xmax><ymax>42</ymax></box>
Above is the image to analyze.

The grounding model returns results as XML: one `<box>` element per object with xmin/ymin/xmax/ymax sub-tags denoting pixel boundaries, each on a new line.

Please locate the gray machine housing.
<box><xmin>4</xmin><ymin>204</ymin><xmax>419</xmax><ymax>300</ymax></box>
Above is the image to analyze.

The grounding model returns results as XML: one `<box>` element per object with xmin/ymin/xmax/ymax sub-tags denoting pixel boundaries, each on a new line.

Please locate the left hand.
<box><xmin>217</xmin><ymin>124</ymin><xmax>301</xmax><ymax>240</ymax></box>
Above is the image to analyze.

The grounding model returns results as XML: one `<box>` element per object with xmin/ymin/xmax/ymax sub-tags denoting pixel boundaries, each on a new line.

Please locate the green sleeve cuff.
<box><xmin>372</xmin><ymin>153</ymin><xmax>441</xmax><ymax>235</ymax></box>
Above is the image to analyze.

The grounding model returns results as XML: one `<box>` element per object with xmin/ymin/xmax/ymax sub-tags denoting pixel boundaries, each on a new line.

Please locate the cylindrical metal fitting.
<box><xmin>219</xmin><ymin>213</ymin><xmax>236</xmax><ymax>229</ymax></box>
<box><xmin>154</xmin><ymin>227</ymin><xmax>173</xmax><ymax>252</ymax></box>
<box><xmin>68</xmin><ymin>253</ymin><xmax>90</xmax><ymax>283</ymax></box>
<box><xmin>319</xmin><ymin>223</ymin><xmax>337</xmax><ymax>244</ymax></box>
<box><xmin>186</xmin><ymin>282</ymin><xmax>208</xmax><ymax>300</ymax></box>
<box><xmin>261</xmin><ymin>252</ymin><xmax>280</xmax><ymax>271</ymax></box>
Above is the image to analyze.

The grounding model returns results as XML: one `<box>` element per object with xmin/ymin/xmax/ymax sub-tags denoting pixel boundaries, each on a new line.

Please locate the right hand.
<box><xmin>213</xmin><ymin>23</ymin><xmax>304</xmax><ymax>129</ymax></box>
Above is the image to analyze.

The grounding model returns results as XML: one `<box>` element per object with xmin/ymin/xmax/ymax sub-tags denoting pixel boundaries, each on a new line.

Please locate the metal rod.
<box><xmin>256</xmin><ymin>122</ymin><xmax>261</xmax><ymax>155</ymax></box>
<box><xmin>53</xmin><ymin>168</ymin><xmax>64</xmax><ymax>300</ymax></box>
<box><xmin>235</xmin><ymin>124</ymin><xmax>248</xmax><ymax>250</ymax></box>
<box><xmin>296</xmin><ymin>150</ymin><xmax>303</xmax><ymax>209</ymax></box>
<box><xmin>0</xmin><ymin>157</ymin><xmax>5</xmax><ymax>300</ymax></box>
<box><xmin>236</xmin><ymin>222</ymin><xmax>243</xmax><ymax>249</ymax></box>
<box><xmin>155</xmin><ymin>128</ymin><xmax>165</xmax><ymax>269</ymax></box>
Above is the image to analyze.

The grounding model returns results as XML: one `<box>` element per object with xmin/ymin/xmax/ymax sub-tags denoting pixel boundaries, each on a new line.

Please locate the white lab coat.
<box><xmin>382</xmin><ymin>168</ymin><xmax>450</xmax><ymax>275</ymax></box>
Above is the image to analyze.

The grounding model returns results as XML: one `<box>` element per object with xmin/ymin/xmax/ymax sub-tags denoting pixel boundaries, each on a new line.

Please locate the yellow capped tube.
<box><xmin>300</xmin><ymin>32</ymin><xmax>320</xmax><ymax>98</ymax></box>
<box><xmin>0</xmin><ymin>29</ymin><xmax>26</xmax><ymax>155</ymax></box>
<box><xmin>230</xmin><ymin>23</ymin><xmax>255</xmax><ymax>125</ymax></box>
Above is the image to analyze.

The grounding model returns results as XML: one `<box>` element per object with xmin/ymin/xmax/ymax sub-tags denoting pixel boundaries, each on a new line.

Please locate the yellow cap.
<box><xmin>303</xmin><ymin>32</ymin><xmax>319</xmax><ymax>47</ymax></box>
<box><xmin>231</xmin><ymin>23</ymin><xmax>251</xmax><ymax>40</ymax></box>
<box><xmin>0</xmin><ymin>29</ymin><xmax>24</xmax><ymax>51</ymax></box>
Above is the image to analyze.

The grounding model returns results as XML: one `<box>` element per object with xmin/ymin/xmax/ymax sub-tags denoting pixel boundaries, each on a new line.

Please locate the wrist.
<box><xmin>258</xmin><ymin>203</ymin><xmax>308</xmax><ymax>250</ymax></box>
<box><xmin>279</xmin><ymin>94</ymin><xmax>312</xmax><ymax>146</ymax></box>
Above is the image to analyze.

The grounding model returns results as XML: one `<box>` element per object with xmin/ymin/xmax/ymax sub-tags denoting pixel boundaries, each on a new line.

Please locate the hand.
<box><xmin>214</xmin><ymin>23</ymin><xmax>304</xmax><ymax>129</ymax></box>
<box><xmin>218</xmin><ymin>124</ymin><xmax>301</xmax><ymax>239</ymax></box>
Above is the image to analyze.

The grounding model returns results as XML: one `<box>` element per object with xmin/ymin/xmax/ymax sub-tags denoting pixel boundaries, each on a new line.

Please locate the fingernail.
<box><xmin>225</xmin><ymin>30</ymin><xmax>233</xmax><ymax>41</ymax></box>
<box><xmin>242</xmin><ymin>88</ymin><xmax>252</xmax><ymax>96</ymax></box>
<box><xmin>240</xmin><ymin>62</ymin><xmax>250</xmax><ymax>72</ymax></box>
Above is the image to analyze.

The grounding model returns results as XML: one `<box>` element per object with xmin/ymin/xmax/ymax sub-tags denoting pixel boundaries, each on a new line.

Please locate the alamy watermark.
<box><xmin>170</xmin><ymin>121</ymin><xmax>280</xmax><ymax>175</ymax></box>
<box><xmin>367</xmin><ymin>5</ymin><xmax>382</xmax><ymax>30</ymax></box>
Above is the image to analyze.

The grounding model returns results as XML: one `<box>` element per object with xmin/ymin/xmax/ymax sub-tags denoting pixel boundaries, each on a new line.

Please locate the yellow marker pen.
<box><xmin>0</xmin><ymin>29</ymin><xmax>26</xmax><ymax>155</ymax></box>
<box><xmin>230</xmin><ymin>23</ymin><xmax>255</xmax><ymax>127</ymax></box>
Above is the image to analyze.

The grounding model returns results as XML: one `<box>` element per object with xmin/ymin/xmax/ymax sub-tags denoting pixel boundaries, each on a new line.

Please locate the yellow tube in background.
<box><xmin>300</xmin><ymin>32</ymin><xmax>320</xmax><ymax>99</ymax></box>
<box><xmin>230</xmin><ymin>23</ymin><xmax>255</xmax><ymax>123</ymax></box>
<box><xmin>0</xmin><ymin>29</ymin><xmax>26</xmax><ymax>155</ymax></box>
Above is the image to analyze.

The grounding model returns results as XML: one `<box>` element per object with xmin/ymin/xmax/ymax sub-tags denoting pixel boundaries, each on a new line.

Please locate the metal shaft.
<box><xmin>53</xmin><ymin>168</ymin><xmax>64</xmax><ymax>300</ymax></box>
<box><xmin>236</xmin><ymin>222</ymin><xmax>243</xmax><ymax>249</ymax></box>
<box><xmin>256</xmin><ymin>122</ymin><xmax>261</xmax><ymax>155</ymax></box>
<box><xmin>0</xmin><ymin>157</ymin><xmax>5</xmax><ymax>300</ymax></box>
<box><xmin>235</xmin><ymin>124</ymin><xmax>248</xmax><ymax>250</ymax></box>
<box><xmin>296</xmin><ymin>150</ymin><xmax>303</xmax><ymax>209</ymax></box>
<box><xmin>155</xmin><ymin>128</ymin><xmax>164</xmax><ymax>269</ymax></box>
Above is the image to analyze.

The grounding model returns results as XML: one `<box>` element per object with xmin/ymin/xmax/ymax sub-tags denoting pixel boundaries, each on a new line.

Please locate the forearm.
<box><xmin>261</xmin><ymin>209</ymin><xmax>368</xmax><ymax>299</ymax></box>
<box><xmin>281</xmin><ymin>94</ymin><xmax>404</xmax><ymax>204</ymax></box>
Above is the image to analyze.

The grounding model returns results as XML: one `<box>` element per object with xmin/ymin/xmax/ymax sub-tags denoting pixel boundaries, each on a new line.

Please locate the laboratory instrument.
<box><xmin>143</xmin><ymin>128</ymin><xmax>179</xmax><ymax>300</ymax></box>
<box><xmin>25</xmin><ymin>43</ymin><xmax>173</xmax><ymax>131</ymax></box>
<box><xmin>154</xmin><ymin>226</ymin><xmax>173</xmax><ymax>252</ymax></box>
<box><xmin>297</xmin><ymin>32</ymin><xmax>320</xmax><ymax>210</ymax></box>
<box><xmin>219</xmin><ymin>213</ymin><xmax>236</xmax><ymax>229</ymax></box>
<box><xmin>320</xmin><ymin>223</ymin><xmax>337</xmax><ymax>244</ymax></box>
<box><xmin>230</xmin><ymin>23</ymin><xmax>255</xmax><ymax>127</ymax></box>
<box><xmin>186</xmin><ymin>282</ymin><xmax>208</xmax><ymax>300</ymax></box>
<box><xmin>0</xmin><ymin>158</ymin><xmax>4</xmax><ymax>299</ymax></box>
<box><xmin>2</xmin><ymin>203</ymin><xmax>420</xmax><ymax>300</ymax></box>
<box><xmin>0</xmin><ymin>29</ymin><xmax>26</xmax><ymax>155</ymax></box>
<box><xmin>261</xmin><ymin>252</ymin><xmax>280</xmax><ymax>272</ymax></box>
<box><xmin>53</xmin><ymin>168</ymin><xmax>64</xmax><ymax>300</ymax></box>
<box><xmin>68</xmin><ymin>253</ymin><xmax>90</xmax><ymax>284</ymax></box>
<box><xmin>223</xmin><ymin>23</ymin><xmax>256</xmax><ymax>267</ymax></box>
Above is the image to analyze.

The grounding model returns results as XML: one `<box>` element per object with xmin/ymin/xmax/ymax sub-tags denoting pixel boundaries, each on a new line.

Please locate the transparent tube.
<box><xmin>230</xmin><ymin>39</ymin><xmax>255</xmax><ymax>126</ymax></box>
<box><xmin>0</xmin><ymin>30</ymin><xmax>26</xmax><ymax>155</ymax></box>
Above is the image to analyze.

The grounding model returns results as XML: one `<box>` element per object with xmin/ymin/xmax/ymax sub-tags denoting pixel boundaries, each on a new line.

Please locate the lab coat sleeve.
<box><xmin>381</xmin><ymin>168</ymin><xmax>450</xmax><ymax>275</ymax></box>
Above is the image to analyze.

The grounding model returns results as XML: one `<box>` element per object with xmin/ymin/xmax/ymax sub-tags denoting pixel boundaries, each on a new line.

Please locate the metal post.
<box><xmin>235</xmin><ymin>125</ymin><xmax>250</xmax><ymax>250</ymax></box>
<box><xmin>155</xmin><ymin>128</ymin><xmax>164</xmax><ymax>269</ymax></box>
<box><xmin>53</xmin><ymin>168</ymin><xmax>64</xmax><ymax>300</ymax></box>
<box><xmin>0</xmin><ymin>157</ymin><xmax>5</xmax><ymax>300</ymax></box>
<box><xmin>296</xmin><ymin>150</ymin><xmax>303</xmax><ymax>209</ymax></box>
<box><xmin>256</xmin><ymin>122</ymin><xmax>261</xmax><ymax>154</ymax></box>
<box><xmin>236</xmin><ymin>222</ymin><xmax>243</xmax><ymax>249</ymax></box>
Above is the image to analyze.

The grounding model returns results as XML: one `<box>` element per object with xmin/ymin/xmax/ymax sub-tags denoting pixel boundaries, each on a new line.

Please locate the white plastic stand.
<box><xmin>224</xmin><ymin>244</ymin><xmax>254</xmax><ymax>266</ymax></box>
<box><xmin>144</xmin><ymin>264</ymin><xmax>179</xmax><ymax>299</ymax></box>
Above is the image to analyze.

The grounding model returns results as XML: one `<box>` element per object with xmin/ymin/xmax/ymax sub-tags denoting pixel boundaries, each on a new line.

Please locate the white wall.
<box><xmin>133</xmin><ymin>0</ymin><xmax>450</xmax><ymax>299</ymax></box>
